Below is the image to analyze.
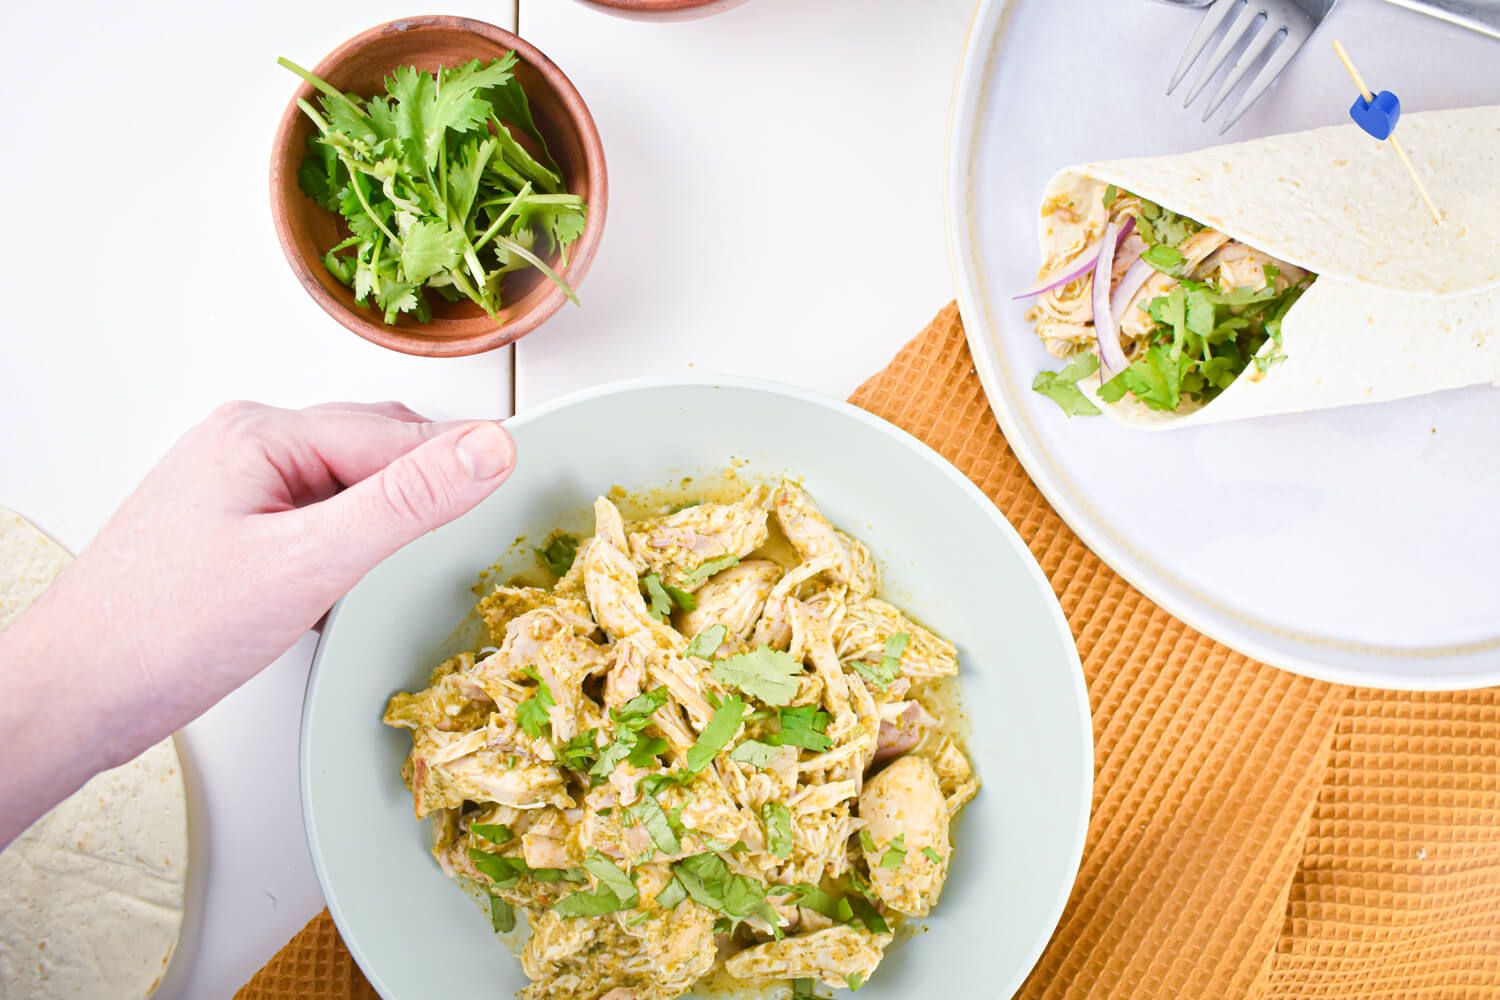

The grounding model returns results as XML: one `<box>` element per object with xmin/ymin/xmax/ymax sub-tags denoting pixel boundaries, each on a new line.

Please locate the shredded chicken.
<box><xmin>385</xmin><ymin>480</ymin><xmax>978</xmax><ymax>999</ymax></box>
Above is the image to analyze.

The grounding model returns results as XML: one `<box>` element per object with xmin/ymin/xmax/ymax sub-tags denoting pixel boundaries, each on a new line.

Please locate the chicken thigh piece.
<box><xmin>725</xmin><ymin>926</ymin><xmax>889</xmax><ymax>989</ymax></box>
<box><xmin>858</xmin><ymin>755</ymin><xmax>951</xmax><ymax>917</ymax></box>
<box><xmin>772</xmin><ymin>482</ymin><xmax>879</xmax><ymax>597</ymax></box>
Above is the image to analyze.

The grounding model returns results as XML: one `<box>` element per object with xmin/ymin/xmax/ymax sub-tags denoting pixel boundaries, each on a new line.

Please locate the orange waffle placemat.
<box><xmin>238</xmin><ymin>304</ymin><xmax>1500</xmax><ymax>1000</ymax></box>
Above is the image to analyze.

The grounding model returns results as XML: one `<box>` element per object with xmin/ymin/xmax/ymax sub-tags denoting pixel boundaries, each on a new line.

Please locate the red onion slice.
<box><xmin>1092</xmin><ymin>221</ymin><xmax>1130</xmax><ymax>378</ymax></box>
<box><xmin>1013</xmin><ymin>239</ymin><xmax>1102</xmax><ymax>300</ymax></box>
<box><xmin>1110</xmin><ymin>258</ymin><xmax>1156</xmax><ymax>327</ymax></box>
<box><xmin>1015</xmin><ymin>216</ymin><xmax>1135</xmax><ymax>301</ymax></box>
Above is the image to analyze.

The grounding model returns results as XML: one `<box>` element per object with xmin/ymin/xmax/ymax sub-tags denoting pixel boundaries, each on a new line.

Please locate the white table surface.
<box><xmin>0</xmin><ymin>0</ymin><xmax>969</xmax><ymax>996</ymax></box>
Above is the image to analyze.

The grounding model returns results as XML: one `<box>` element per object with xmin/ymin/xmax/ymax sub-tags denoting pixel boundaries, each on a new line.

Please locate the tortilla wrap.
<box><xmin>0</xmin><ymin>509</ymin><xmax>188</xmax><ymax>999</ymax></box>
<box><xmin>1036</xmin><ymin>105</ymin><xmax>1500</xmax><ymax>427</ymax></box>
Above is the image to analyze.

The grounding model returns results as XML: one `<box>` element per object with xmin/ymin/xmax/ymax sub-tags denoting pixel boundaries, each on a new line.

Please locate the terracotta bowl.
<box><xmin>570</xmin><ymin>0</ymin><xmax>750</xmax><ymax>21</ymax></box>
<box><xmin>270</xmin><ymin>16</ymin><xmax>607</xmax><ymax>357</ymax></box>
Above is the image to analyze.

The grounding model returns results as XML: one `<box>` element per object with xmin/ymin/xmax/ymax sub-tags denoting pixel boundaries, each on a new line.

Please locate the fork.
<box><xmin>1158</xmin><ymin>0</ymin><xmax>1337</xmax><ymax>133</ymax></box>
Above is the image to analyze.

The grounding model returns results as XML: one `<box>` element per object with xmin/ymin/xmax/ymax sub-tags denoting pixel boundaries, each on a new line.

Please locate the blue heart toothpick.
<box><xmin>1333</xmin><ymin>40</ymin><xmax>1443</xmax><ymax>225</ymax></box>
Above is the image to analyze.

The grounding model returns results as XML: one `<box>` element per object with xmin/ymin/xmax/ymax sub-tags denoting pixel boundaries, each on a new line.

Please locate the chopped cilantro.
<box><xmin>711</xmin><ymin>646</ymin><xmax>804</xmax><ymax>705</ymax></box>
<box><xmin>728</xmin><ymin>740</ymin><xmax>783</xmax><ymax>767</ymax></box>
<box><xmin>845</xmin><ymin>892</ymin><xmax>890</xmax><ymax>935</ymax></box>
<box><xmin>515</xmin><ymin>669</ymin><xmax>554</xmax><ymax>741</ymax></box>
<box><xmin>642</xmin><ymin>574</ymin><xmax>674</xmax><ymax>621</ymax></box>
<box><xmin>1032</xmin><ymin>352</ymin><xmax>1102</xmax><ymax>418</ymax></box>
<box><xmin>1140</xmin><ymin>244</ymin><xmax>1186</xmax><ymax>277</ymax></box>
<box><xmin>467</xmin><ymin>848</ymin><xmax>529</xmax><ymax>888</ymax></box>
<box><xmin>557</xmin><ymin>730</ymin><xmax>599</xmax><ymax>773</ymax></box>
<box><xmin>681</xmin><ymin>555</ymin><xmax>740</xmax><ymax>587</ymax></box>
<box><xmin>630</xmin><ymin>794</ymin><xmax>682</xmax><ymax>855</ymax></box>
<box><xmin>583</xmin><ymin>852</ymin><xmax>638</xmax><ymax>906</ymax></box>
<box><xmin>489</xmin><ymin>894</ymin><xmax>516</xmax><ymax>933</ymax></box>
<box><xmin>1132</xmin><ymin>197</ymin><xmax>1203</xmax><ymax>247</ymax></box>
<box><xmin>536</xmin><ymin>533</ymin><xmax>578</xmax><ymax>576</ymax></box>
<box><xmin>768</xmin><ymin>705</ymin><xmax>834</xmax><ymax>752</ymax></box>
<box><xmin>685</xmin><ymin>624</ymin><xmax>729</xmax><ymax>660</ymax></box>
<box><xmin>471</xmin><ymin>823</ymin><xmax>514</xmax><ymax>846</ymax></box>
<box><xmin>553</xmin><ymin>886</ymin><xmax>631</xmax><ymax>918</ymax></box>
<box><xmin>851</xmin><ymin>633</ymin><xmax>909</xmax><ymax>691</ymax></box>
<box><xmin>762</xmin><ymin>801</ymin><xmax>793</xmax><ymax>858</ymax></box>
<box><xmin>663</xmin><ymin>582</ymin><xmax>697</xmax><ymax>611</ymax></box>
<box><xmin>1099</xmin><ymin>343</ymin><xmax>1188</xmax><ymax>412</ymax></box>
<box><xmin>686</xmin><ymin>696</ymin><xmax>747</xmax><ymax>772</ymax></box>
<box><xmin>657</xmin><ymin>877</ymin><xmax>687</xmax><ymax>909</ymax></box>
<box><xmin>590</xmin><ymin>688</ymin><xmax>670</xmax><ymax>778</ymax></box>
<box><xmin>670</xmin><ymin>852</ymin><xmax>780</xmax><ymax>933</ymax></box>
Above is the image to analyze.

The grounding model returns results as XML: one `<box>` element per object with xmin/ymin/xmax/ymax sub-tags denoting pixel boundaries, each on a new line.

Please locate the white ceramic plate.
<box><xmin>948</xmin><ymin>0</ymin><xmax>1500</xmax><ymax>689</ymax></box>
<box><xmin>302</xmin><ymin>378</ymin><xmax>1092</xmax><ymax>999</ymax></box>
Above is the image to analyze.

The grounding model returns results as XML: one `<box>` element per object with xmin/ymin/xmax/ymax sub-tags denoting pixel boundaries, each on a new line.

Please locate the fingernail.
<box><xmin>454</xmin><ymin>422</ymin><xmax>514</xmax><ymax>480</ymax></box>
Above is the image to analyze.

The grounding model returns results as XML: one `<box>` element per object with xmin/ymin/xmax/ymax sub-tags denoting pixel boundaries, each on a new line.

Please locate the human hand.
<box><xmin>0</xmin><ymin>401</ymin><xmax>514</xmax><ymax>843</ymax></box>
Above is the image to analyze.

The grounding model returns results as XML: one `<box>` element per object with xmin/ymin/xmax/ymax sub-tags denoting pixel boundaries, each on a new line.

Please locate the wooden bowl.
<box><xmin>570</xmin><ymin>0</ymin><xmax>750</xmax><ymax>21</ymax></box>
<box><xmin>270</xmin><ymin>16</ymin><xmax>607</xmax><ymax>357</ymax></box>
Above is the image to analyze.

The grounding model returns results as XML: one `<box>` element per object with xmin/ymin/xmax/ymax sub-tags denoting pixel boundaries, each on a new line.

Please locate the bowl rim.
<box><xmin>301</xmin><ymin>374</ymin><xmax>1094</xmax><ymax>998</ymax></box>
<box><xmin>269</xmin><ymin>15</ymin><xmax>608</xmax><ymax>358</ymax></box>
<box><xmin>579</xmin><ymin>0</ymin><xmax>743</xmax><ymax>10</ymax></box>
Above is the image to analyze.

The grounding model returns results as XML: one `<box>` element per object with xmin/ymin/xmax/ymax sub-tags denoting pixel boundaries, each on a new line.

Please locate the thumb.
<box><xmin>302</xmin><ymin>420</ymin><xmax>515</xmax><ymax>577</ymax></box>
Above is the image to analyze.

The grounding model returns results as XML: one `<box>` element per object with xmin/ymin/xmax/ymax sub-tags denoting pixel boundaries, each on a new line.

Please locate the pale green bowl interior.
<box><xmin>302</xmin><ymin>378</ymin><xmax>1092</xmax><ymax>999</ymax></box>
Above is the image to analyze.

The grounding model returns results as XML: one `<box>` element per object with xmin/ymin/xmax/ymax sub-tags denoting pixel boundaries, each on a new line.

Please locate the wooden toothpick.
<box><xmin>1332</xmin><ymin>40</ymin><xmax>1443</xmax><ymax>225</ymax></box>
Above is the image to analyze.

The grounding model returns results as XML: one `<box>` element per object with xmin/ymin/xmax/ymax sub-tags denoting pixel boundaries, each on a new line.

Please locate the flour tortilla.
<box><xmin>1036</xmin><ymin>105</ymin><xmax>1500</xmax><ymax>428</ymax></box>
<box><xmin>0</xmin><ymin>509</ymin><xmax>188</xmax><ymax>999</ymax></box>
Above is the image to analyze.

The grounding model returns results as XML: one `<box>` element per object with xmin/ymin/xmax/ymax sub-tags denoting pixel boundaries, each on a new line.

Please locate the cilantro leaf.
<box><xmin>487</xmin><ymin>76</ymin><xmax>559</xmax><ymax>174</ymax></box>
<box><xmin>471</xmin><ymin>823</ymin><xmax>514</xmax><ymax>846</ymax></box>
<box><xmin>489</xmin><ymin>894</ymin><xmax>515</xmax><ymax>933</ymax></box>
<box><xmin>681</xmin><ymin>555</ymin><xmax>740</xmax><ymax>587</ymax></box>
<box><xmin>553</xmin><ymin>886</ymin><xmax>631</xmax><ymax>918</ymax></box>
<box><xmin>762</xmin><ymin>801</ymin><xmax>793</xmax><ymax>858</ymax></box>
<box><xmin>685</xmin><ymin>624</ymin><xmax>728</xmax><ymax>660</ymax></box>
<box><xmin>769</xmin><ymin>705</ymin><xmax>833</xmax><ymax>752</ymax></box>
<box><xmin>399</xmin><ymin>220</ymin><xmax>464</xmax><ymax>284</ymax></box>
<box><xmin>1032</xmin><ymin>353</ymin><xmax>1102</xmax><ymax>417</ymax></box>
<box><xmin>536</xmin><ymin>533</ymin><xmax>579</xmax><ymax>576</ymax></box>
<box><xmin>1099</xmin><ymin>344</ymin><xmax>1188</xmax><ymax>412</ymax></box>
<box><xmin>711</xmin><ymin>647</ymin><xmax>803</xmax><ymax>706</ymax></box>
<box><xmin>663</xmin><ymin>582</ymin><xmax>697</xmax><ymax>612</ymax></box>
<box><xmin>617</xmin><ymin>687</ymin><xmax>670</xmax><ymax>723</ymax></box>
<box><xmin>728</xmin><ymin>740</ymin><xmax>783</xmax><ymax>767</ymax></box>
<box><xmin>1141</xmin><ymin>244</ymin><xmax>1186</xmax><ymax>277</ymax></box>
<box><xmin>515</xmin><ymin>669</ymin><xmax>554</xmax><ymax>740</ymax></box>
<box><xmin>642</xmin><ymin>574</ymin><xmax>673</xmax><ymax>621</ymax></box>
<box><xmin>687</xmin><ymin>696</ymin><xmax>746</xmax><ymax>772</ymax></box>
<box><xmin>583</xmin><ymin>852</ymin><xmax>638</xmax><ymax>906</ymax></box>
<box><xmin>630</xmin><ymin>794</ymin><xmax>682</xmax><ymax>855</ymax></box>
<box><xmin>851</xmin><ymin>633</ymin><xmax>909</xmax><ymax>691</ymax></box>
<box><xmin>879</xmin><ymin>833</ymin><xmax>907</xmax><ymax>869</ymax></box>
<box><xmin>671</xmin><ymin>853</ymin><xmax>779</xmax><ymax>932</ymax></box>
<box><xmin>468</xmin><ymin>848</ymin><xmax>527</xmax><ymax>887</ymax></box>
<box><xmin>657</xmin><ymin>877</ymin><xmax>687</xmax><ymax>909</ymax></box>
<box><xmin>844</xmin><ymin>891</ymin><xmax>890</xmax><ymax>935</ymax></box>
<box><xmin>557</xmin><ymin>729</ymin><xmax>599</xmax><ymax>773</ymax></box>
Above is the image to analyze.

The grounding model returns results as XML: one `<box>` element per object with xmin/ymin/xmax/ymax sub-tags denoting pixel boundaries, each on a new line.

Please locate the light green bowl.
<box><xmin>302</xmin><ymin>377</ymin><xmax>1092</xmax><ymax>999</ymax></box>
